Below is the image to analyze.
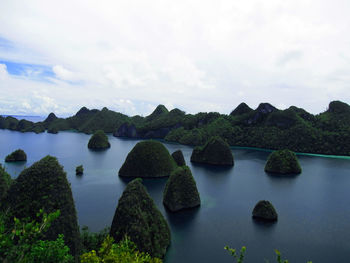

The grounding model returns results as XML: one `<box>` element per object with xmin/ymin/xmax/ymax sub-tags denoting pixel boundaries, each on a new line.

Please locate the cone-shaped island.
<box><xmin>3</xmin><ymin>156</ymin><xmax>81</xmax><ymax>255</ymax></box>
<box><xmin>163</xmin><ymin>166</ymin><xmax>200</xmax><ymax>212</ymax></box>
<box><xmin>252</xmin><ymin>200</ymin><xmax>278</xmax><ymax>221</ymax></box>
<box><xmin>110</xmin><ymin>178</ymin><xmax>171</xmax><ymax>258</ymax></box>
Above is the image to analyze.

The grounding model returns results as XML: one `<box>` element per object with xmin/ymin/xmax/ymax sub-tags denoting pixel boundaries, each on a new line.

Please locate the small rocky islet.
<box><xmin>75</xmin><ymin>165</ymin><xmax>84</xmax><ymax>175</ymax></box>
<box><xmin>87</xmin><ymin>130</ymin><xmax>111</xmax><ymax>150</ymax></box>
<box><xmin>252</xmin><ymin>200</ymin><xmax>278</xmax><ymax>221</ymax></box>
<box><xmin>5</xmin><ymin>149</ymin><xmax>27</xmax><ymax>162</ymax></box>
<box><xmin>265</xmin><ymin>149</ymin><xmax>302</xmax><ymax>175</ymax></box>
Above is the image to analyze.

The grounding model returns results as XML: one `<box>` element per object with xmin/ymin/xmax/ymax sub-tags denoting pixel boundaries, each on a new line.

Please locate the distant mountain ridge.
<box><xmin>1</xmin><ymin>101</ymin><xmax>350</xmax><ymax>156</ymax></box>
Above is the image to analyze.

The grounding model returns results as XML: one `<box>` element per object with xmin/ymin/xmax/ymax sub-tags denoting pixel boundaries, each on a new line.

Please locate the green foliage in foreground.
<box><xmin>80</xmin><ymin>226</ymin><xmax>109</xmax><ymax>253</ymax></box>
<box><xmin>0</xmin><ymin>209</ymin><xmax>160</xmax><ymax>263</ymax></box>
<box><xmin>0</xmin><ymin>209</ymin><xmax>73</xmax><ymax>263</ymax></box>
<box><xmin>225</xmin><ymin>246</ymin><xmax>312</xmax><ymax>263</ymax></box>
<box><xmin>80</xmin><ymin>236</ymin><xmax>162</xmax><ymax>263</ymax></box>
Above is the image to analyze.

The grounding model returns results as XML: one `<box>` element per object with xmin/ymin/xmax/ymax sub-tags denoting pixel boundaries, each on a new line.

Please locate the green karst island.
<box><xmin>252</xmin><ymin>200</ymin><xmax>278</xmax><ymax>221</ymax></box>
<box><xmin>265</xmin><ymin>149</ymin><xmax>302</xmax><ymax>174</ymax></box>
<box><xmin>119</xmin><ymin>140</ymin><xmax>177</xmax><ymax>178</ymax></box>
<box><xmin>5</xmin><ymin>149</ymin><xmax>27</xmax><ymax>162</ymax></box>
<box><xmin>190</xmin><ymin>136</ymin><xmax>234</xmax><ymax>166</ymax></box>
<box><xmin>110</xmin><ymin>178</ymin><xmax>171</xmax><ymax>259</ymax></box>
<box><xmin>171</xmin><ymin>150</ymin><xmax>186</xmax><ymax>166</ymax></box>
<box><xmin>87</xmin><ymin>130</ymin><xmax>111</xmax><ymax>150</ymax></box>
<box><xmin>76</xmin><ymin>165</ymin><xmax>84</xmax><ymax>175</ymax></box>
<box><xmin>2</xmin><ymin>100</ymin><xmax>350</xmax><ymax>156</ymax></box>
<box><xmin>163</xmin><ymin>166</ymin><xmax>200</xmax><ymax>212</ymax></box>
<box><xmin>2</xmin><ymin>156</ymin><xmax>81</xmax><ymax>256</ymax></box>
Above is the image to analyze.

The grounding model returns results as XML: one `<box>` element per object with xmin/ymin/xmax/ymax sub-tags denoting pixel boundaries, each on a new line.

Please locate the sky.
<box><xmin>1</xmin><ymin>0</ymin><xmax>350</xmax><ymax>117</ymax></box>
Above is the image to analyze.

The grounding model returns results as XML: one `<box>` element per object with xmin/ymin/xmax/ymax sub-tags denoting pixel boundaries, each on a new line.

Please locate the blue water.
<box><xmin>1</xmin><ymin>129</ymin><xmax>350</xmax><ymax>263</ymax></box>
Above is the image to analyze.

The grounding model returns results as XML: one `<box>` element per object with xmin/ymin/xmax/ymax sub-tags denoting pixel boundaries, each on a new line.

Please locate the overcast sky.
<box><xmin>1</xmin><ymin>0</ymin><xmax>350</xmax><ymax>117</ymax></box>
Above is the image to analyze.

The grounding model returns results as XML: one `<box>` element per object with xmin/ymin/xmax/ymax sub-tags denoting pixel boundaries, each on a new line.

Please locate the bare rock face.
<box><xmin>247</xmin><ymin>103</ymin><xmax>277</xmax><ymax>125</ymax></box>
<box><xmin>114</xmin><ymin>123</ymin><xmax>138</xmax><ymax>138</ymax></box>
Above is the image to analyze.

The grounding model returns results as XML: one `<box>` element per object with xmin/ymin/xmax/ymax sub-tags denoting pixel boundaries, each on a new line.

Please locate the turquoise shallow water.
<box><xmin>1</xmin><ymin>130</ymin><xmax>350</xmax><ymax>263</ymax></box>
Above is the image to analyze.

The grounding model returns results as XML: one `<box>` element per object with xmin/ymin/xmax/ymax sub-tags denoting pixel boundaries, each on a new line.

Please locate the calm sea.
<box><xmin>1</xmin><ymin>130</ymin><xmax>350</xmax><ymax>263</ymax></box>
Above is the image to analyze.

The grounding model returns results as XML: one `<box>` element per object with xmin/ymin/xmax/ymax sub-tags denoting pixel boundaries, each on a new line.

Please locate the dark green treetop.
<box><xmin>5</xmin><ymin>149</ymin><xmax>27</xmax><ymax>162</ymax></box>
<box><xmin>88</xmin><ymin>130</ymin><xmax>111</xmax><ymax>149</ymax></box>
<box><xmin>190</xmin><ymin>136</ymin><xmax>234</xmax><ymax>166</ymax></box>
<box><xmin>119</xmin><ymin>140</ymin><xmax>177</xmax><ymax>178</ymax></box>
<box><xmin>3</xmin><ymin>155</ymin><xmax>81</xmax><ymax>256</ymax></box>
<box><xmin>110</xmin><ymin>178</ymin><xmax>171</xmax><ymax>258</ymax></box>
<box><xmin>163</xmin><ymin>166</ymin><xmax>200</xmax><ymax>212</ymax></box>
<box><xmin>265</xmin><ymin>149</ymin><xmax>302</xmax><ymax>174</ymax></box>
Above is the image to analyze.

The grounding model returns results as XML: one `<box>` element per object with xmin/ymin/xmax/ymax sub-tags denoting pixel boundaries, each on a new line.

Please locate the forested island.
<box><xmin>1</xmin><ymin>100</ymin><xmax>350</xmax><ymax>156</ymax></box>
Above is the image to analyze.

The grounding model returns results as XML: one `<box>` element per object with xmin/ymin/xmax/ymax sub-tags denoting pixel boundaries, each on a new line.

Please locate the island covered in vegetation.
<box><xmin>87</xmin><ymin>130</ymin><xmax>110</xmax><ymax>150</ymax></box>
<box><xmin>110</xmin><ymin>178</ymin><xmax>171</xmax><ymax>259</ymax></box>
<box><xmin>163</xmin><ymin>166</ymin><xmax>200</xmax><ymax>212</ymax></box>
<box><xmin>252</xmin><ymin>200</ymin><xmax>278</xmax><ymax>221</ymax></box>
<box><xmin>5</xmin><ymin>149</ymin><xmax>27</xmax><ymax>162</ymax></box>
<box><xmin>190</xmin><ymin>136</ymin><xmax>234</xmax><ymax>166</ymax></box>
<box><xmin>1</xmin><ymin>100</ymin><xmax>350</xmax><ymax>156</ymax></box>
<box><xmin>119</xmin><ymin>140</ymin><xmax>177</xmax><ymax>178</ymax></box>
<box><xmin>265</xmin><ymin>149</ymin><xmax>302</xmax><ymax>175</ymax></box>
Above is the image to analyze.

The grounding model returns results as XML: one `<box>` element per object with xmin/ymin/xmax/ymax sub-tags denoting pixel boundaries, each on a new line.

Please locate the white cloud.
<box><xmin>52</xmin><ymin>65</ymin><xmax>76</xmax><ymax>81</ymax></box>
<box><xmin>0</xmin><ymin>0</ymin><xmax>350</xmax><ymax>116</ymax></box>
<box><xmin>0</xmin><ymin>64</ymin><xmax>8</xmax><ymax>80</ymax></box>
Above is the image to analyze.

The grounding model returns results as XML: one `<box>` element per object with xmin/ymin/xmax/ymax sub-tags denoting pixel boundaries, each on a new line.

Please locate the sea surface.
<box><xmin>1</xmin><ymin>129</ymin><xmax>350</xmax><ymax>263</ymax></box>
